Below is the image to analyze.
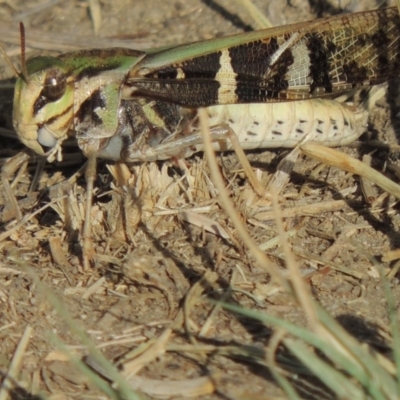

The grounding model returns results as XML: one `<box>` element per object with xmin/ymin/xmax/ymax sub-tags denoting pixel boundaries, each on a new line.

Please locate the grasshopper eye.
<box><xmin>42</xmin><ymin>68</ymin><xmax>67</xmax><ymax>102</ymax></box>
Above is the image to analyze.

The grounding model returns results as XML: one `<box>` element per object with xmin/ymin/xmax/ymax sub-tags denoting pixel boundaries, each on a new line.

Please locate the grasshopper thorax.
<box><xmin>12</xmin><ymin>56</ymin><xmax>75</xmax><ymax>161</ymax></box>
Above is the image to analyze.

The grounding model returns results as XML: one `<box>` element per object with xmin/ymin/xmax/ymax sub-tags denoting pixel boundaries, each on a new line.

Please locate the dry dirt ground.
<box><xmin>0</xmin><ymin>0</ymin><xmax>400</xmax><ymax>399</ymax></box>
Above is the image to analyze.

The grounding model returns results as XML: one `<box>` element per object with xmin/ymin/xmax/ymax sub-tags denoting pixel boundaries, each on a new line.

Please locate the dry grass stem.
<box><xmin>301</xmin><ymin>142</ymin><xmax>400</xmax><ymax>199</ymax></box>
<box><xmin>253</xmin><ymin>199</ymin><xmax>358</xmax><ymax>221</ymax></box>
<box><xmin>123</xmin><ymin>374</ymin><xmax>215</xmax><ymax>398</ymax></box>
<box><xmin>236</xmin><ymin>0</ymin><xmax>273</xmax><ymax>29</ymax></box>
<box><xmin>198</xmin><ymin>108</ymin><xmax>291</xmax><ymax>292</ymax></box>
<box><xmin>121</xmin><ymin>328</ymin><xmax>172</xmax><ymax>379</ymax></box>
<box><xmin>0</xmin><ymin>325</ymin><xmax>32</xmax><ymax>400</ymax></box>
<box><xmin>88</xmin><ymin>0</ymin><xmax>102</xmax><ymax>34</ymax></box>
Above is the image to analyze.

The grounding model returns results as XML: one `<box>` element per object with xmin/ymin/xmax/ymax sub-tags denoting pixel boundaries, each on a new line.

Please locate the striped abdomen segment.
<box><xmin>121</xmin><ymin>99</ymin><xmax>368</xmax><ymax>163</ymax></box>
<box><xmin>204</xmin><ymin>99</ymin><xmax>368</xmax><ymax>150</ymax></box>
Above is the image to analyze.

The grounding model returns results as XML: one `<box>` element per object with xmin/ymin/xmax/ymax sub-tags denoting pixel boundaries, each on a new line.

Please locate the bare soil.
<box><xmin>0</xmin><ymin>0</ymin><xmax>400</xmax><ymax>399</ymax></box>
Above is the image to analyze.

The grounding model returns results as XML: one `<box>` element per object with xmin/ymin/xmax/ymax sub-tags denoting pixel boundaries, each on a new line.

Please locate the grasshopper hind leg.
<box><xmin>80</xmin><ymin>153</ymin><xmax>98</xmax><ymax>270</ymax></box>
<box><xmin>123</xmin><ymin>122</ymin><xmax>266</xmax><ymax>196</ymax></box>
<box><xmin>123</xmin><ymin>123</ymin><xmax>231</xmax><ymax>162</ymax></box>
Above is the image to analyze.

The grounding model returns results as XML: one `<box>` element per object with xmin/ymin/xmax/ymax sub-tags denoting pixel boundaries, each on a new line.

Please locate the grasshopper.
<box><xmin>12</xmin><ymin>7</ymin><xmax>400</xmax><ymax>163</ymax></box>
<box><xmin>5</xmin><ymin>6</ymin><xmax>400</xmax><ymax>267</ymax></box>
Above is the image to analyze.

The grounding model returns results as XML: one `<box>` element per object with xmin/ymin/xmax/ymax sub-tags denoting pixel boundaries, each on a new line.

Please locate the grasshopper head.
<box><xmin>13</xmin><ymin>56</ymin><xmax>75</xmax><ymax>161</ymax></box>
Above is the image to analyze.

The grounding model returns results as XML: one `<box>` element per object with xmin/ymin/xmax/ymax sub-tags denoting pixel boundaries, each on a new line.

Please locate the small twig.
<box><xmin>360</xmin><ymin>154</ymin><xmax>377</xmax><ymax>204</ymax></box>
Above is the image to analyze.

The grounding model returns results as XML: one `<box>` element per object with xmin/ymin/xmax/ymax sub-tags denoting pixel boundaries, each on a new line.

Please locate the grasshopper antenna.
<box><xmin>0</xmin><ymin>22</ymin><xmax>28</xmax><ymax>80</ymax></box>
<box><xmin>19</xmin><ymin>22</ymin><xmax>29</xmax><ymax>81</ymax></box>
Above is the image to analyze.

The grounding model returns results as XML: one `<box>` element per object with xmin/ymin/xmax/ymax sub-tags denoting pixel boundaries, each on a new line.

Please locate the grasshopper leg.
<box><xmin>82</xmin><ymin>153</ymin><xmax>97</xmax><ymax>270</ymax></box>
<box><xmin>125</xmin><ymin>123</ymin><xmax>265</xmax><ymax>196</ymax></box>
<box><xmin>123</xmin><ymin>124</ymin><xmax>232</xmax><ymax>162</ymax></box>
